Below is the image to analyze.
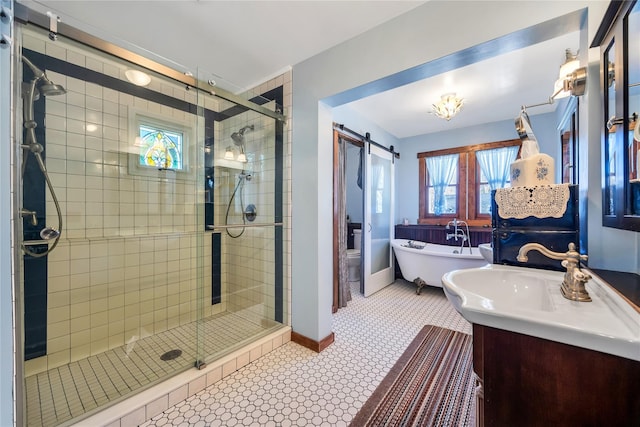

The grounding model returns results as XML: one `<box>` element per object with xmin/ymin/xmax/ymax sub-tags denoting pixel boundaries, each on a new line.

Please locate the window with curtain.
<box><xmin>426</xmin><ymin>154</ymin><xmax>459</xmax><ymax>215</ymax></box>
<box><xmin>418</xmin><ymin>139</ymin><xmax>521</xmax><ymax>225</ymax></box>
<box><xmin>476</xmin><ymin>145</ymin><xmax>520</xmax><ymax>214</ymax></box>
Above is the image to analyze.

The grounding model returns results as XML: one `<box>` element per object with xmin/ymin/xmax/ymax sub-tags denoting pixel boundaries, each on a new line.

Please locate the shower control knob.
<box><xmin>244</xmin><ymin>204</ymin><xmax>257</xmax><ymax>222</ymax></box>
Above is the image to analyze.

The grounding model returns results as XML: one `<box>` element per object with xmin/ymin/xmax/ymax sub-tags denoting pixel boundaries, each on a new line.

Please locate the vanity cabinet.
<box><xmin>473</xmin><ymin>324</ymin><xmax>640</xmax><ymax>426</ymax></box>
<box><xmin>593</xmin><ymin>0</ymin><xmax>640</xmax><ymax>231</ymax></box>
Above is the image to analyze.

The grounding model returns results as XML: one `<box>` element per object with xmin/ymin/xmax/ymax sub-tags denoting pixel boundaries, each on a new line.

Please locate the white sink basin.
<box><xmin>478</xmin><ymin>243</ymin><xmax>493</xmax><ymax>264</ymax></box>
<box><xmin>441</xmin><ymin>264</ymin><xmax>640</xmax><ymax>361</ymax></box>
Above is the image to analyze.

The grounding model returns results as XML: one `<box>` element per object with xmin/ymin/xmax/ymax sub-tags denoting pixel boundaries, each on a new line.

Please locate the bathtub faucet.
<box><xmin>446</xmin><ymin>219</ymin><xmax>471</xmax><ymax>254</ymax></box>
<box><xmin>516</xmin><ymin>242</ymin><xmax>592</xmax><ymax>302</ymax></box>
<box><xmin>446</xmin><ymin>229</ymin><xmax>467</xmax><ymax>242</ymax></box>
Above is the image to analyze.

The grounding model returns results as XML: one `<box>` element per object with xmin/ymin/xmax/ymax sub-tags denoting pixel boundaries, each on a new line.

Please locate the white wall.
<box><xmin>292</xmin><ymin>0</ymin><xmax>617</xmax><ymax>342</ymax></box>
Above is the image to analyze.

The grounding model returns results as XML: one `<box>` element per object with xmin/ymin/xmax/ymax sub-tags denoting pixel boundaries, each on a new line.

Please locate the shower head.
<box><xmin>39</xmin><ymin>227</ymin><xmax>60</xmax><ymax>240</ymax></box>
<box><xmin>21</xmin><ymin>55</ymin><xmax>67</xmax><ymax>151</ymax></box>
<box><xmin>22</xmin><ymin>56</ymin><xmax>45</xmax><ymax>80</ymax></box>
<box><xmin>230</xmin><ymin>125</ymin><xmax>254</xmax><ymax>147</ymax></box>
<box><xmin>21</xmin><ymin>55</ymin><xmax>67</xmax><ymax>96</ymax></box>
<box><xmin>230</xmin><ymin>132</ymin><xmax>243</xmax><ymax>146</ymax></box>
<box><xmin>39</xmin><ymin>82</ymin><xmax>67</xmax><ymax>96</ymax></box>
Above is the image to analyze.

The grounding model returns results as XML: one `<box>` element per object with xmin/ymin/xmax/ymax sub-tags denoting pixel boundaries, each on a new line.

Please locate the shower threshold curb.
<box><xmin>69</xmin><ymin>326</ymin><xmax>291</xmax><ymax>427</ymax></box>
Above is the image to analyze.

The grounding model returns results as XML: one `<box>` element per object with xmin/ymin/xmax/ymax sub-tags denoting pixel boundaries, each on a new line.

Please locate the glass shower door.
<box><xmin>14</xmin><ymin>6</ymin><xmax>287</xmax><ymax>424</ymax></box>
<box><xmin>194</xmin><ymin>74</ymin><xmax>286</xmax><ymax>366</ymax></box>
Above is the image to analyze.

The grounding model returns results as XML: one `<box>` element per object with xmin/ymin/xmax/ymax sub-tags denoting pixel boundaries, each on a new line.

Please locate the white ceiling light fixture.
<box><xmin>125</xmin><ymin>69</ymin><xmax>151</xmax><ymax>87</ymax></box>
<box><xmin>432</xmin><ymin>93</ymin><xmax>464</xmax><ymax>121</ymax></box>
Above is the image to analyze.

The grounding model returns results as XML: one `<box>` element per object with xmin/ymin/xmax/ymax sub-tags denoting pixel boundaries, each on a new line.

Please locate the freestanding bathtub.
<box><xmin>391</xmin><ymin>238</ymin><xmax>487</xmax><ymax>294</ymax></box>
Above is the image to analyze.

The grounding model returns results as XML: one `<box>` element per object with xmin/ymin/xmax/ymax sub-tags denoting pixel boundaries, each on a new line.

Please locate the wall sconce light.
<box><xmin>558</xmin><ymin>49</ymin><xmax>580</xmax><ymax>79</ymax></box>
<box><xmin>552</xmin><ymin>49</ymin><xmax>579</xmax><ymax>98</ymax></box>
<box><xmin>432</xmin><ymin>93</ymin><xmax>464</xmax><ymax>121</ymax></box>
<box><xmin>522</xmin><ymin>49</ymin><xmax>587</xmax><ymax>111</ymax></box>
<box><xmin>549</xmin><ymin>66</ymin><xmax>586</xmax><ymax>101</ymax></box>
<box><xmin>552</xmin><ymin>49</ymin><xmax>586</xmax><ymax>99</ymax></box>
<box><xmin>223</xmin><ymin>146</ymin><xmax>247</xmax><ymax>163</ymax></box>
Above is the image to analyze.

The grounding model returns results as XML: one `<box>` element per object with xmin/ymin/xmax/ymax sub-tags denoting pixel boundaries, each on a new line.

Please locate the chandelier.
<box><xmin>432</xmin><ymin>93</ymin><xmax>464</xmax><ymax>121</ymax></box>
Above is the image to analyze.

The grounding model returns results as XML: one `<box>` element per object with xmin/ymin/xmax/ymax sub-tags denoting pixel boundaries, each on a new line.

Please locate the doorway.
<box><xmin>332</xmin><ymin>125</ymin><xmax>396</xmax><ymax>311</ymax></box>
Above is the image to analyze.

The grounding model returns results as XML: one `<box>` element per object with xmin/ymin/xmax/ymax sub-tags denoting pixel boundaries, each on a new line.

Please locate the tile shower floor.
<box><xmin>141</xmin><ymin>280</ymin><xmax>473</xmax><ymax>427</ymax></box>
<box><xmin>25</xmin><ymin>311</ymin><xmax>280</xmax><ymax>427</ymax></box>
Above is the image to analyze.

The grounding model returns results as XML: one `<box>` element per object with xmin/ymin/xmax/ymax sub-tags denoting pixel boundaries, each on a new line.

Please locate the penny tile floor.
<box><xmin>141</xmin><ymin>280</ymin><xmax>473</xmax><ymax>427</ymax></box>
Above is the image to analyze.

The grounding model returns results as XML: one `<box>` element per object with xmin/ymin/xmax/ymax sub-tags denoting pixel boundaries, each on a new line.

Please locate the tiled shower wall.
<box><xmin>213</xmin><ymin>108</ymin><xmax>278</xmax><ymax>322</ymax></box>
<box><xmin>20</xmin><ymin>27</ymin><xmax>289</xmax><ymax>376</ymax></box>
<box><xmin>21</xmin><ymin>29</ymin><xmax>215</xmax><ymax>376</ymax></box>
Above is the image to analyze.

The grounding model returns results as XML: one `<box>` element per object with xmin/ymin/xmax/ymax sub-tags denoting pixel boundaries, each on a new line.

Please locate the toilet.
<box><xmin>347</xmin><ymin>229</ymin><xmax>361</xmax><ymax>282</ymax></box>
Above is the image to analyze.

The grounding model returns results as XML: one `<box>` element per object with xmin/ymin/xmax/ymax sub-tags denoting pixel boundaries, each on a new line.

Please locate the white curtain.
<box><xmin>337</xmin><ymin>137</ymin><xmax>352</xmax><ymax>308</ymax></box>
<box><xmin>426</xmin><ymin>154</ymin><xmax>458</xmax><ymax>215</ymax></box>
<box><xmin>476</xmin><ymin>146</ymin><xmax>519</xmax><ymax>190</ymax></box>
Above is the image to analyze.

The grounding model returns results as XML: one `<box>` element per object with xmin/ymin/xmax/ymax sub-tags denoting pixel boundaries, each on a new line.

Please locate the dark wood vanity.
<box><xmin>473</xmin><ymin>324</ymin><xmax>640</xmax><ymax>426</ymax></box>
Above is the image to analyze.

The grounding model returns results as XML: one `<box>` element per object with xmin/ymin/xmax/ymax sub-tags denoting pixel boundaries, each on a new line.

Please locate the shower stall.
<box><xmin>11</xmin><ymin>6</ymin><xmax>287</xmax><ymax>426</ymax></box>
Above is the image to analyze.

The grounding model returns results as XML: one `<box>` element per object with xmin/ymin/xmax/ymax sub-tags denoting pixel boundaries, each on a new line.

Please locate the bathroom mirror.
<box><xmin>628</xmin><ymin>1</ymin><xmax>640</xmax><ymax>218</ymax></box>
<box><xmin>559</xmin><ymin>98</ymin><xmax>579</xmax><ymax>185</ymax></box>
<box><xmin>595</xmin><ymin>0</ymin><xmax>640</xmax><ymax>231</ymax></box>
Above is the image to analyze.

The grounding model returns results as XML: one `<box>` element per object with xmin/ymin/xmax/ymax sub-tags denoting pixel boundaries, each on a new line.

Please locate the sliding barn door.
<box><xmin>362</xmin><ymin>143</ymin><xmax>395</xmax><ymax>297</ymax></box>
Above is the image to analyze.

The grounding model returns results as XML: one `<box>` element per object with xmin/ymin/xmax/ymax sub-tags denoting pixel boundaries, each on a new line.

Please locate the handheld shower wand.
<box><xmin>20</xmin><ymin>55</ymin><xmax>66</xmax><ymax>258</ymax></box>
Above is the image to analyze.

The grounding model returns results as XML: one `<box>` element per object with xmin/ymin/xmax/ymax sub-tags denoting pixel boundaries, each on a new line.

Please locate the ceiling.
<box><xmin>20</xmin><ymin>0</ymin><xmax>579</xmax><ymax>139</ymax></box>
<box><xmin>347</xmin><ymin>31</ymin><xmax>580</xmax><ymax>138</ymax></box>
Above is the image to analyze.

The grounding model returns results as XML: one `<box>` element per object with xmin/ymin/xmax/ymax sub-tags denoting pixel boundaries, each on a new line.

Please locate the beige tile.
<box><xmin>168</xmin><ymin>385</ymin><xmax>188</xmax><ymax>407</ymax></box>
<box><xmin>120</xmin><ymin>407</ymin><xmax>145</xmax><ymax>427</ymax></box>
<box><xmin>47</xmin><ymin>321</ymin><xmax>70</xmax><ymax>342</ymax></box>
<box><xmin>249</xmin><ymin>345</ymin><xmax>262</xmax><ymax>362</ymax></box>
<box><xmin>24</xmin><ymin>356</ymin><xmax>48</xmax><ymax>377</ymax></box>
<box><xmin>46</xmin><ymin>350</ymin><xmax>70</xmax><ymax>370</ymax></box>
<box><xmin>236</xmin><ymin>351</ymin><xmax>250</xmax><ymax>370</ymax></box>
<box><xmin>206</xmin><ymin>366</ymin><xmax>222</xmax><ymax>387</ymax></box>
<box><xmin>188</xmin><ymin>375</ymin><xmax>206</xmax><ymax>397</ymax></box>
<box><xmin>145</xmin><ymin>395</ymin><xmax>168</xmax><ymax>419</ymax></box>
<box><xmin>222</xmin><ymin>359</ymin><xmax>237</xmax><ymax>378</ymax></box>
<box><xmin>261</xmin><ymin>340</ymin><xmax>273</xmax><ymax>355</ymax></box>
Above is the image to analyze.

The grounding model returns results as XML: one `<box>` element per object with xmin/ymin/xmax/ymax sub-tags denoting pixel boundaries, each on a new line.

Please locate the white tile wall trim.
<box><xmin>71</xmin><ymin>327</ymin><xmax>291</xmax><ymax>427</ymax></box>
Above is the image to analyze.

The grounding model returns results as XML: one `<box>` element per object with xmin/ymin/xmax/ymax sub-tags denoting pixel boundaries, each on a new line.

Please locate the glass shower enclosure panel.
<box><xmin>16</xmin><ymin>24</ymin><xmax>203</xmax><ymax>426</ymax></box>
<box><xmin>15</xmin><ymin>5</ymin><xmax>286</xmax><ymax>425</ymax></box>
<box><xmin>197</xmin><ymin>89</ymin><xmax>285</xmax><ymax>364</ymax></box>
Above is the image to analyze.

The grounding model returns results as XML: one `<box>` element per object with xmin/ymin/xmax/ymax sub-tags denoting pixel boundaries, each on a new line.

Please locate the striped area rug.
<box><xmin>350</xmin><ymin>325</ymin><xmax>476</xmax><ymax>427</ymax></box>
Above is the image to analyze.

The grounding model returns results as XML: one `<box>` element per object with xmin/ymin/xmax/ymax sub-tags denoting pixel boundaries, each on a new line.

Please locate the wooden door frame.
<box><xmin>332</xmin><ymin>128</ymin><xmax>363</xmax><ymax>313</ymax></box>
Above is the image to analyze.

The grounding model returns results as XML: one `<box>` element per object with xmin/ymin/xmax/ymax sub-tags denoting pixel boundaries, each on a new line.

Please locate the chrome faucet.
<box><xmin>516</xmin><ymin>242</ymin><xmax>592</xmax><ymax>302</ymax></box>
<box><xmin>446</xmin><ymin>218</ymin><xmax>472</xmax><ymax>254</ymax></box>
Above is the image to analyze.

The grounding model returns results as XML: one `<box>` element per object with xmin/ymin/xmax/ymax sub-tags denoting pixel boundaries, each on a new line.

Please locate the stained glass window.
<box><xmin>138</xmin><ymin>124</ymin><xmax>183</xmax><ymax>170</ymax></box>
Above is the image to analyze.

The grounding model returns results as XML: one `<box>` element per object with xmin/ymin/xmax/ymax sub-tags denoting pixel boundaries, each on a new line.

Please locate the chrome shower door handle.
<box><xmin>0</xmin><ymin>33</ymin><xmax>11</xmax><ymax>48</ymax></box>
